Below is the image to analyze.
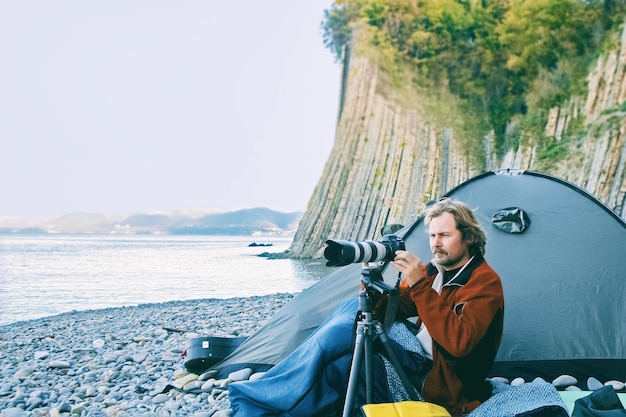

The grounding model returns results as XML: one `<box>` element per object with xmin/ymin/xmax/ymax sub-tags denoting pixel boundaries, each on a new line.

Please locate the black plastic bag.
<box><xmin>572</xmin><ymin>386</ymin><xmax>626</xmax><ymax>417</ymax></box>
<box><xmin>492</xmin><ymin>207</ymin><xmax>530</xmax><ymax>234</ymax></box>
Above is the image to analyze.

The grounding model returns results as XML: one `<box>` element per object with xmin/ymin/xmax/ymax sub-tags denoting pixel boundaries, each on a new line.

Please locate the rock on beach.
<box><xmin>2</xmin><ymin>293</ymin><xmax>625</xmax><ymax>416</ymax></box>
<box><xmin>0</xmin><ymin>294</ymin><xmax>294</xmax><ymax>417</ymax></box>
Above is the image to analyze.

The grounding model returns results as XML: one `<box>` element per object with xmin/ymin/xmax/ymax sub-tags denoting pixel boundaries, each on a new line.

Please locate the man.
<box><xmin>392</xmin><ymin>198</ymin><xmax>504</xmax><ymax>415</ymax></box>
<box><xmin>229</xmin><ymin>198</ymin><xmax>504</xmax><ymax>417</ymax></box>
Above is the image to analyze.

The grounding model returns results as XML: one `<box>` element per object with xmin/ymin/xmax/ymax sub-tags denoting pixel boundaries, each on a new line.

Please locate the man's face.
<box><xmin>428</xmin><ymin>212</ymin><xmax>471</xmax><ymax>270</ymax></box>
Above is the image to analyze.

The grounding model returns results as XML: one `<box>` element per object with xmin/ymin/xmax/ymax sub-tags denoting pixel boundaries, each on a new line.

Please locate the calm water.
<box><xmin>0</xmin><ymin>234</ymin><xmax>332</xmax><ymax>325</ymax></box>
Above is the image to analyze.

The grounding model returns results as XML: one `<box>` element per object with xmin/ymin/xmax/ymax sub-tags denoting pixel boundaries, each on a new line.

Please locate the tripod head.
<box><xmin>359</xmin><ymin>263</ymin><xmax>400</xmax><ymax>330</ymax></box>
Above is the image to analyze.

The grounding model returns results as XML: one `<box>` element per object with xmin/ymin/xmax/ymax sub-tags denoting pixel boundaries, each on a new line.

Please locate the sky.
<box><xmin>0</xmin><ymin>1</ymin><xmax>340</xmax><ymax>217</ymax></box>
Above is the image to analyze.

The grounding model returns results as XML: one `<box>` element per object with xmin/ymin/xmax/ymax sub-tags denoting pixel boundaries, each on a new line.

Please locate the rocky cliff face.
<box><xmin>290</xmin><ymin>23</ymin><xmax>626</xmax><ymax>259</ymax></box>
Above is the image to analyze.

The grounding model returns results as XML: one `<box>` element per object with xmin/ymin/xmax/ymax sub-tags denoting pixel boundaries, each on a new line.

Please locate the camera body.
<box><xmin>324</xmin><ymin>234</ymin><xmax>406</xmax><ymax>267</ymax></box>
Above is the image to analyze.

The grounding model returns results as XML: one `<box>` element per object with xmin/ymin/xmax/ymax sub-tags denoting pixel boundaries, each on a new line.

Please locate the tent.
<box><xmin>213</xmin><ymin>169</ymin><xmax>626</xmax><ymax>385</ymax></box>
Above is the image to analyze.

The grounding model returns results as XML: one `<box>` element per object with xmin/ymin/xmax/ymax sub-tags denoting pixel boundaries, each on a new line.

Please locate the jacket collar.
<box><xmin>426</xmin><ymin>254</ymin><xmax>484</xmax><ymax>287</ymax></box>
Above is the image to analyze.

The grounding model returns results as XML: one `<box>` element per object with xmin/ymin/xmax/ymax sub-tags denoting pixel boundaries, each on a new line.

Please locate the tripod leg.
<box><xmin>374</xmin><ymin>322</ymin><xmax>421</xmax><ymax>401</ymax></box>
<box><xmin>364</xmin><ymin>318</ymin><xmax>374</xmax><ymax>404</ymax></box>
<box><xmin>342</xmin><ymin>325</ymin><xmax>365</xmax><ymax>417</ymax></box>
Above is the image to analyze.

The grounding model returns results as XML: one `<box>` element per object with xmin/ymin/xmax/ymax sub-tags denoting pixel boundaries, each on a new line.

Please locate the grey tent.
<box><xmin>213</xmin><ymin>169</ymin><xmax>626</xmax><ymax>385</ymax></box>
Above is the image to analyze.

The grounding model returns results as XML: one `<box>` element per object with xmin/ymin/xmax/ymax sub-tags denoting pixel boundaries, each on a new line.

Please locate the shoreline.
<box><xmin>0</xmin><ymin>293</ymin><xmax>296</xmax><ymax>416</ymax></box>
<box><xmin>0</xmin><ymin>293</ymin><xmax>296</xmax><ymax>329</ymax></box>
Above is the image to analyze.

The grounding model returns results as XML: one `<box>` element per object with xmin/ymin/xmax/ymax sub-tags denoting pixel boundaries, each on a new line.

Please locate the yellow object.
<box><xmin>361</xmin><ymin>401</ymin><xmax>451</xmax><ymax>417</ymax></box>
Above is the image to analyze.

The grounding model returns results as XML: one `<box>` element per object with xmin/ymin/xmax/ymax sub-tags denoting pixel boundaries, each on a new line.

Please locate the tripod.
<box><xmin>341</xmin><ymin>266</ymin><xmax>421</xmax><ymax>417</ymax></box>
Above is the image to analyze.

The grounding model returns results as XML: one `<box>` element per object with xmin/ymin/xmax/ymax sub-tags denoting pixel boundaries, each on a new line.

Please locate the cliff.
<box><xmin>289</xmin><ymin>19</ymin><xmax>626</xmax><ymax>259</ymax></box>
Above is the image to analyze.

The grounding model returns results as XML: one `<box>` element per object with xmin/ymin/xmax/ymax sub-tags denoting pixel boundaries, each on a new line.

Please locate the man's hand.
<box><xmin>392</xmin><ymin>250</ymin><xmax>425</xmax><ymax>288</ymax></box>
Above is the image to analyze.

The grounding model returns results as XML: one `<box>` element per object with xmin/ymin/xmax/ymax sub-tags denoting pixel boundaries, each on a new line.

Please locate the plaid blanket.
<box><xmin>386</xmin><ymin>322</ymin><xmax>569</xmax><ymax>417</ymax></box>
<box><xmin>469</xmin><ymin>380</ymin><xmax>568</xmax><ymax>417</ymax></box>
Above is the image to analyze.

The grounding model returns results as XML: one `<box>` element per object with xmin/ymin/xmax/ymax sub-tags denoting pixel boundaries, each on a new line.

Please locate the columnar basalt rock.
<box><xmin>290</xmin><ymin>22</ymin><xmax>626</xmax><ymax>259</ymax></box>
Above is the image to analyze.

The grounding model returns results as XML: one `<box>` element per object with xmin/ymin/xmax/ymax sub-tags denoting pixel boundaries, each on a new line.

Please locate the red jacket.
<box><xmin>397</xmin><ymin>255</ymin><xmax>504</xmax><ymax>416</ymax></box>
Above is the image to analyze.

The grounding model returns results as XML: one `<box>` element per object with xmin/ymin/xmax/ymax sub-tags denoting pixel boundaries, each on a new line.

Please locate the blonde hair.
<box><xmin>425</xmin><ymin>198</ymin><xmax>487</xmax><ymax>256</ymax></box>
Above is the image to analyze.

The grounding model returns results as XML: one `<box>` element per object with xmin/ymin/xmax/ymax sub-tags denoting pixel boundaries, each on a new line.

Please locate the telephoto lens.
<box><xmin>323</xmin><ymin>235</ymin><xmax>405</xmax><ymax>267</ymax></box>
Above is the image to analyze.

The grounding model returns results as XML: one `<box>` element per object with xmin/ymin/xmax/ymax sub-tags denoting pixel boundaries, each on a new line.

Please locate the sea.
<box><xmin>0</xmin><ymin>234</ymin><xmax>332</xmax><ymax>326</ymax></box>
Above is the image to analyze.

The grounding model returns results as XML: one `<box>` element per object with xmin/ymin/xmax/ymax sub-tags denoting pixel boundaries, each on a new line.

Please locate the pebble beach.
<box><xmin>3</xmin><ymin>293</ymin><xmax>625</xmax><ymax>417</ymax></box>
<box><xmin>0</xmin><ymin>294</ymin><xmax>295</xmax><ymax>417</ymax></box>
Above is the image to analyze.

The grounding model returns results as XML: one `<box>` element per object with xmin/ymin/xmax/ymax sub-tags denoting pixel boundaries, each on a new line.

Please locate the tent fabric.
<box><xmin>212</xmin><ymin>264</ymin><xmax>364</xmax><ymax>377</ymax></box>
<box><xmin>212</xmin><ymin>169</ymin><xmax>626</xmax><ymax>385</ymax></box>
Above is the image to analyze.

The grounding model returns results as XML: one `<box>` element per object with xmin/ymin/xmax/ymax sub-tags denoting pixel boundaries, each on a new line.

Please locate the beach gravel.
<box><xmin>3</xmin><ymin>293</ymin><xmax>624</xmax><ymax>416</ymax></box>
<box><xmin>0</xmin><ymin>294</ymin><xmax>295</xmax><ymax>416</ymax></box>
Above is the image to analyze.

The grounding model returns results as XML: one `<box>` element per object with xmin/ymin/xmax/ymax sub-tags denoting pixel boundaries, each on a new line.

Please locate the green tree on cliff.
<box><xmin>322</xmin><ymin>0</ymin><xmax>625</xmax><ymax>159</ymax></box>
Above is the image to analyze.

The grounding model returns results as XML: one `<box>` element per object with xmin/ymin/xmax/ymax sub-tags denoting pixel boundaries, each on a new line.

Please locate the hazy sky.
<box><xmin>0</xmin><ymin>1</ymin><xmax>340</xmax><ymax>217</ymax></box>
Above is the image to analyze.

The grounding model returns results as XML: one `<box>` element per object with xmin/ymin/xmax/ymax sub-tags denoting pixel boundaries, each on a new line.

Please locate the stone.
<box><xmin>228</xmin><ymin>368</ymin><xmax>253</xmax><ymax>382</ymax></box>
<box><xmin>14</xmin><ymin>368</ymin><xmax>34</xmax><ymax>380</ymax></box>
<box><xmin>92</xmin><ymin>339</ymin><xmax>105</xmax><ymax>349</ymax></box>
<box><xmin>152</xmin><ymin>393</ymin><xmax>170</xmax><ymax>404</ymax></box>
<box><xmin>173</xmin><ymin>373</ymin><xmax>198</xmax><ymax>389</ymax></box>
<box><xmin>201</xmin><ymin>379</ymin><xmax>215</xmax><ymax>390</ymax></box>
<box><xmin>489</xmin><ymin>376</ymin><xmax>509</xmax><ymax>384</ymax></box>
<box><xmin>552</xmin><ymin>374</ymin><xmax>577</xmax><ymax>388</ymax></box>
<box><xmin>3</xmin><ymin>408</ymin><xmax>29</xmax><ymax>417</ymax></box>
<box><xmin>511</xmin><ymin>377</ymin><xmax>525</xmax><ymax>387</ymax></box>
<box><xmin>133</xmin><ymin>336</ymin><xmax>152</xmax><ymax>342</ymax></box>
<box><xmin>587</xmin><ymin>376</ymin><xmax>604</xmax><ymax>391</ymax></box>
<box><xmin>48</xmin><ymin>360</ymin><xmax>70</xmax><ymax>369</ymax></box>
<box><xmin>0</xmin><ymin>382</ymin><xmax>14</xmax><ymax>395</ymax></box>
<box><xmin>183</xmin><ymin>380</ymin><xmax>203</xmax><ymax>391</ymax></box>
<box><xmin>102</xmin><ymin>352</ymin><xmax>118</xmax><ymax>364</ymax></box>
<box><xmin>58</xmin><ymin>401</ymin><xmax>71</xmax><ymax>412</ymax></box>
<box><xmin>173</xmin><ymin>368</ymin><xmax>191</xmax><ymax>379</ymax></box>
<box><xmin>604</xmin><ymin>380</ymin><xmax>625</xmax><ymax>391</ymax></box>
<box><xmin>249</xmin><ymin>371</ymin><xmax>266</xmax><ymax>382</ymax></box>
<box><xmin>33</xmin><ymin>351</ymin><xmax>49</xmax><ymax>360</ymax></box>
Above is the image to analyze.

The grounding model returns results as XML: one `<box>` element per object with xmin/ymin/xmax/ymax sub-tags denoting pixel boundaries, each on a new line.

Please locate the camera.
<box><xmin>323</xmin><ymin>234</ymin><xmax>406</xmax><ymax>267</ymax></box>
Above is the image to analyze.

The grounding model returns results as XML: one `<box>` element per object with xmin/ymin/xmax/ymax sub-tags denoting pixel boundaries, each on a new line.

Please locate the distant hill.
<box><xmin>0</xmin><ymin>208</ymin><xmax>302</xmax><ymax>236</ymax></box>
